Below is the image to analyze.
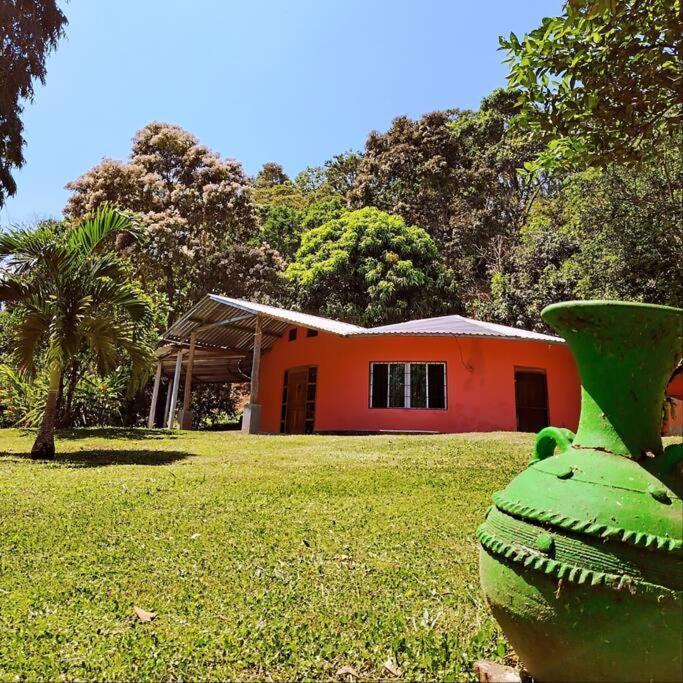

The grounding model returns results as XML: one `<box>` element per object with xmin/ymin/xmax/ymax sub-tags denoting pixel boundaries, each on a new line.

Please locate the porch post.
<box><xmin>179</xmin><ymin>331</ymin><xmax>197</xmax><ymax>429</ymax></box>
<box><xmin>167</xmin><ymin>349</ymin><xmax>183</xmax><ymax>429</ymax></box>
<box><xmin>147</xmin><ymin>361</ymin><xmax>162</xmax><ymax>428</ymax></box>
<box><xmin>242</xmin><ymin>314</ymin><xmax>263</xmax><ymax>434</ymax></box>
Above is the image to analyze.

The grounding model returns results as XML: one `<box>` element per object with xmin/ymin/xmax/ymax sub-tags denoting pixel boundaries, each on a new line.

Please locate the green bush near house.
<box><xmin>0</xmin><ymin>429</ymin><xmax>535</xmax><ymax>680</ymax></box>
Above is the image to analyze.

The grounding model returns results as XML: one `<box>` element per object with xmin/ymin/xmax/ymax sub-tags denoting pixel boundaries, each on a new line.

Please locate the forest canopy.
<box><xmin>1</xmin><ymin>0</ymin><xmax>680</xmax><ymax>430</ymax></box>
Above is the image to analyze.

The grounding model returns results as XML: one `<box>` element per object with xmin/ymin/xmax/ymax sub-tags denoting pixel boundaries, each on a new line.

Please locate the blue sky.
<box><xmin>2</xmin><ymin>0</ymin><xmax>560</xmax><ymax>226</ymax></box>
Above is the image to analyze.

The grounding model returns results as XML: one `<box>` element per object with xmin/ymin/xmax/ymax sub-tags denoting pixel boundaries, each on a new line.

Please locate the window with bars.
<box><xmin>369</xmin><ymin>362</ymin><xmax>446</xmax><ymax>409</ymax></box>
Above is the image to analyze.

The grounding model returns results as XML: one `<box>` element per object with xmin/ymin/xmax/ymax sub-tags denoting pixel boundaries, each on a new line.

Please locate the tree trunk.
<box><xmin>31</xmin><ymin>365</ymin><xmax>61</xmax><ymax>460</ymax></box>
<box><xmin>59</xmin><ymin>361</ymin><xmax>80</xmax><ymax>428</ymax></box>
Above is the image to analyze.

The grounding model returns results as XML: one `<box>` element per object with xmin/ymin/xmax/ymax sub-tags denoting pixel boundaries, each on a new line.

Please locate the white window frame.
<box><xmin>369</xmin><ymin>361</ymin><xmax>447</xmax><ymax>410</ymax></box>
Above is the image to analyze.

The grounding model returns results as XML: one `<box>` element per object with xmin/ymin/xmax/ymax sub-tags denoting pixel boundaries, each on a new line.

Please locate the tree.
<box><xmin>446</xmin><ymin>89</ymin><xmax>547</xmax><ymax>284</ymax></box>
<box><xmin>295</xmin><ymin>152</ymin><xmax>362</xmax><ymax>199</ymax></box>
<box><xmin>254</xmin><ymin>162</ymin><xmax>290</xmax><ymax>188</ymax></box>
<box><xmin>252</xmin><ymin>162</ymin><xmax>307</xmax><ymax>212</ymax></box>
<box><xmin>253</xmin><ymin>159</ymin><xmax>354</xmax><ymax>262</ymax></box>
<box><xmin>349</xmin><ymin>110</ymin><xmax>460</xmax><ymax>243</ymax></box>
<box><xmin>286</xmin><ymin>207</ymin><xmax>459</xmax><ymax>326</ymax></box>
<box><xmin>501</xmin><ymin>0</ymin><xmax>681</xmax><ymax>171</ymax></box>
<box><xmin>478</xmin><ymin>141</ymin><xmax>682</xmax><ymax>329</ymax></box>
<box><xmin>300</xmin><ymin>195</ymin><xmax>347</xmax><ymax>232</ymax></box>
<box><xmin>0</xmin><ymin>0</ymin><xmax>67</xmax><ymax>207</ymax></box>
<box><xmin>0</xmin><ymin>206</ymin><xmax>153</xmax><ymax>458</ymax></box>
<box><xmin>65</xmin><ymin>123</ymin><xmax>278</xmax><ymax>319</ymax></box>
<box><xmin>349</xmin><ymin>91</ymin><xmax>543</xmax><ymax>298</ymax></box>
<box><xmin>259</xmin><ymin>205</ymin><xmax>303</xmax><ymax>261</ymax></box>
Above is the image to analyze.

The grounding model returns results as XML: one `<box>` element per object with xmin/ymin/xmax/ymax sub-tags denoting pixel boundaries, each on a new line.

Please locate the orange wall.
<box><xmin>258</xmin><ymin>328</ymin><xmax>581</xmax><ymax>434</ymax></box>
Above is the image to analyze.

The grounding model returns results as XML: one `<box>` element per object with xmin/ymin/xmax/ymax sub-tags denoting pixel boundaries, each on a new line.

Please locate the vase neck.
<box><xmin>542</xmin><ymin>302</ymin><xmax>683</xmax><ymax>458</ymax></box>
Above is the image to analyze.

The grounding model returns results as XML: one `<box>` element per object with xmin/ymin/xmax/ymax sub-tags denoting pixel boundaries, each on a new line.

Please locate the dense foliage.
<box><xmin>349</xmin><ymin>90</ymin><xmax>546</xmax><ymax>299</ymax></box>
<box><xmin>478</xmin><ymin>141</ymin><xmax>682</xmax><ymax>329</ymax></box>
<box><xmin>0</xmin><ymin>0</ymin><xmax>67</xmax><ymax>206</ymax></box>
<box><xmin>0</xmin><ymin>364</ymin><xmax>130</xmax><ymax>428</ymax></box>
<box><xmin>501</xmin><ymin>0</ymin><xmax>681</xmax><ymax>171</ymax></box>
<box><xmin>287</xmin><ymin>207</ymin><xmax>458</xmax><ymax>326</ymax></box>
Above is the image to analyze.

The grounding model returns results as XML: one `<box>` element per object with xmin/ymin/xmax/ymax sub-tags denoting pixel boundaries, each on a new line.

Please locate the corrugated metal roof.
<box><xmin>354</xmin><ymin>314</ymin><xmax>562</xmax><ymax>343</ymax></box>
<box><xmin>162</xmin><ymin>294</ymin><xmax>363</xmax><ymax>354</ymax></box>
<box><xmin>209</xmin><ymin>295</ymin><xmax>364</xmax><ymax>335</ymax></box>
<box><xmin>162</xmin><ymin>295</ymin><xmax>562</xmax><ymax>351</ymax></box>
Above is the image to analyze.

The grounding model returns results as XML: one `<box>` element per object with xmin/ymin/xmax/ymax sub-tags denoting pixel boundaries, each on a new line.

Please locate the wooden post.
<box><xmin>250</xmin><ymin>315</ymin><xmax>263</xmax><ymax>404</ymax></box>
<box><xmin>147</xmin><ymin>362</ymin><xmax>162</xmax><ymax>428</ymax></box>
<box><xmin>167</xmin><ymin>349</ymin><xmax>183</xmax><ymax>429</ymax></box>
<box><xmin>180</xmin><ymin>332</ymin><xmax>197</xmax><ymax>429</ymax></box>
<box><xmin>243</xmin><ymin>315</ymin><xmax>263</xmax><ymax>433</ymax></box>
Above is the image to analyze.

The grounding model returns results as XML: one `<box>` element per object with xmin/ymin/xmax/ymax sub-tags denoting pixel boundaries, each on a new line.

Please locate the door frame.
<box><xmin>513</xmin><ymin>366</ymin><xmax>549</xmax><ymax>432</ymax></box>
<box><xmin>280</xmin><ymin>365</ymin><xmax>318</xmax><ymax>434</ymax></box>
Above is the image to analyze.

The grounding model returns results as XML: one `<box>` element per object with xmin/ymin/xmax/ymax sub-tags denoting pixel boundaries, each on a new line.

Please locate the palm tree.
<box><xmin>0</xmin><ymin>206</ymin><xmax>153</xmax><ymax>459</ymax></box>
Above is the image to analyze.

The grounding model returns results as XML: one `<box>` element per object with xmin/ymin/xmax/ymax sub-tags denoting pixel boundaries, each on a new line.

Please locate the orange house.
<box><xmin>154</xmin><ymin>295</ymin><xmax>581</xmax><ymax>435</ymax></box>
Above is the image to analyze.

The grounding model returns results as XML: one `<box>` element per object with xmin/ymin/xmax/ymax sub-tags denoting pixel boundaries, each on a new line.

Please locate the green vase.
<box><xmin>478</xmin><ymin>301</ymin><xmax>683</xmax><ymax>682</ymax></box>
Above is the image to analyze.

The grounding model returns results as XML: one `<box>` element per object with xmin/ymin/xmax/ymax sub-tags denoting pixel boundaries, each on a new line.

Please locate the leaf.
<box><xmin>335</xmin><ymin>665</ymin><xmax>362</xmax><ymax>680</ymax></box>
<box><xmin>383</xmin><ymin>657</ymin><xmax>402</xmax><ymax>678</ymax></box>
<box><xmin>133</xmin><ymin>606</ymin><xmax>157</xmax><ymax>623</ymax></box>
<box><xmin>497</xmin><ymin>639</ymin><xmax>506</xmax><ymax>658</ymax></box>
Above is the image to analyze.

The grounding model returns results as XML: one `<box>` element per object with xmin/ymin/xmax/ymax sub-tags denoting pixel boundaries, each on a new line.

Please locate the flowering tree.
<box><xmin>65</xmin><ymin>122</ymin><xmax>283</xmax><ymax>319</ymax></box>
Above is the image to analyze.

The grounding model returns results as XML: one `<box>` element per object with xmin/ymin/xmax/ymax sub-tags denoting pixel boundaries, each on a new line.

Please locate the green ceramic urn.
<box><xmin>478</xmin><ymin>301</ymin><xmax>683</xmax><ymax>682</ymax></box>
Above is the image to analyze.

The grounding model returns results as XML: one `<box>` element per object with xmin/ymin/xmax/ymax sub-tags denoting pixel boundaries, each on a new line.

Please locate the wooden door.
<box><xmin>286</xmin><ymin>367</ymin><xmax>309</xmax><ymax>434</ymax></box>
<box><xmin>515</xmin><ymin>369</ymin><xmax>549</xmax><ymax>433</ymax></box>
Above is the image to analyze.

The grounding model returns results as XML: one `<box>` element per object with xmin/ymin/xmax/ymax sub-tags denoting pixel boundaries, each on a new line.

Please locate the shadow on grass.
<box><xmin>0</xmin><ymin>449</ymin><xmax>190</xmax><ymax>468</ymax></box>
<box><xmin>56</xmin><ymin>427</ymin><xmax>180</xmax><ymax>441</ymax></box>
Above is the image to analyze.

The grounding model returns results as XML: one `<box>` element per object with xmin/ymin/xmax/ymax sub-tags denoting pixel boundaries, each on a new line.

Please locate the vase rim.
<box><xmin>542</xmin><ymin>300</ymin><xmax>683</xmax><ymax>321</ymax></box>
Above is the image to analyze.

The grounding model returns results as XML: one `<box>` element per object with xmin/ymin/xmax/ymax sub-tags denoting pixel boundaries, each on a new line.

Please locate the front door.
<box><xmin>286</xmin><ymin>367</ymin><xmax>309</xmax><ymax>434</ymax></box>
<box><xmin>515</xmin><ymin>369</ymin><xmax>549</xmax><ymax>432</ymax></box>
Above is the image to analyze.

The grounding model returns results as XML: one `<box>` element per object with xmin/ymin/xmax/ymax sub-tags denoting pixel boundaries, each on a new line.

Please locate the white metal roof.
<box><xmin>162</xmin><ymin>294</ymin><xmax>563</xmax><ymax>354</ymax></box>
<box><xmin>209</xmin><ymin>295</ymin><xmax>364</xmax><ymax>335</ymax></box>
<box><xmin>162</xmin><ymin>294</ymin><xmax>363</xmax><ymax>355</ymax></box>
<box><xmin>354</xmin><ymin>314</ymin><xmax>562</xmax><ymax>343</ymax></box>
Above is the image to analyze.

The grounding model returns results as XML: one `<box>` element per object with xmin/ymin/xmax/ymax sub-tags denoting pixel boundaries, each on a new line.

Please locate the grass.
<box><xmin>0</xmin><ymin>428</ymin><xmax>534</xmax><ymax>681</ymax></box>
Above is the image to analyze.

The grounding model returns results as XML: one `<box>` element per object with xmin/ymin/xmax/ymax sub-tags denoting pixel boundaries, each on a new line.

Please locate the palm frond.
<box><xmin>88</xmin><ymin>278</ymin><xmax>152</xmax><ymax>322</ymax></box>
<box><xmin>68</xmin><ymin>204</ymin><xmax>140</xmax><ymax>255</ymax></box>
<box><xmin>80</xmin><ymin>315</ymin><xmax>124</xmax><ymax>376</ymax></box>
<box><xmin>13</xmin><ymin>303</ymin><xmax>51</xmax><ymax>375</ymax></box>
<box><xmin>89</xmin><ymin>252</ymin><xmax>128</xmax><ymax>281</ymax></box>
<box><xmin>118</xmin><ymin>337</ymin><xmax>155</xmax><ymax>396</ymax></box>
<box><xmin>52</xmin><ymin>294</ymin><xmax>91</xmax><ymax>358</ymax></box>
<box><xmin>0</xmin><ymin>224</ymin><xmax>52</xmax><ymax>257</ymax></box>
<box><xmin>0</xmin><ymin>224</ymin><xmax>70</xmax><ymax>274</ymax></box>
<box><xmin>0</xmin><ymin>275</ymin><xmax>33</xmax><ymax>304</ymax></box>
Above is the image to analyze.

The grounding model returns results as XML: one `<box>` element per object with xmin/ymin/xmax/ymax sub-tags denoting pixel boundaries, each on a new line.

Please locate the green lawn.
<box><xmin>0</xmin><ymin>428</ymin><xmax>533</xmax><ymax>681</ymax></box>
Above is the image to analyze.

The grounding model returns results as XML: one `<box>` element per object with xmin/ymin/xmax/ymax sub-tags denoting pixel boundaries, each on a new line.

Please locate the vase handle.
<box><xmin>529</xmin><ymin>427</ymin><xmax>575</xmax><ymax>465</ymax></box>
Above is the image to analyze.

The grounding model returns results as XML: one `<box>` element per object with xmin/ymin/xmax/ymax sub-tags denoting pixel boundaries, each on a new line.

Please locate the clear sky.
<box><xmin>2</xmin><ymin>0</ymin><xmax>560</xmax><ymax>226</ymax></box>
